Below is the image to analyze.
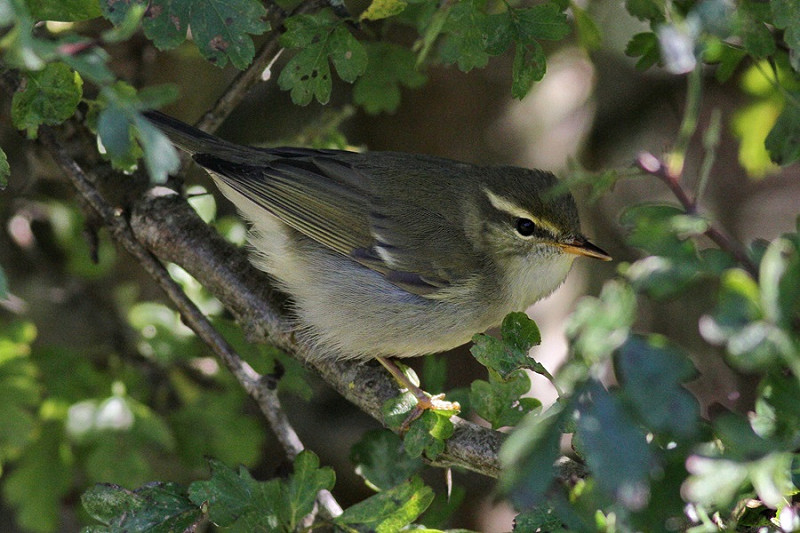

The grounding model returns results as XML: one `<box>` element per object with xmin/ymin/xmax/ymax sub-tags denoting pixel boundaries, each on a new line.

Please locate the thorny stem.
<box><xmin>36</xmin><ymin>128</ymin><xmax>343</xmax><ymax>521</ymax></box>
<box><xmin>636</xmin><ymin>68</ymin><xmax>760</xmax><ymax>279</ymax></box>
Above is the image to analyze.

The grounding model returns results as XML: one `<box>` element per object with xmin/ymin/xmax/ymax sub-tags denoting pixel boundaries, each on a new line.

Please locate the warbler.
<box><xmin>144</xmin><ymin>111</ymin><xmax>610</xmax><ymax>364</ymax></box>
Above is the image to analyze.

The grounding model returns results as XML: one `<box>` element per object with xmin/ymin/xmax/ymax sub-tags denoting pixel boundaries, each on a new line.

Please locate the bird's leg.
<box><xmin>376</xmin><ymin>356</ymin><xmax>460</xmax><ymax>432</ymax></box>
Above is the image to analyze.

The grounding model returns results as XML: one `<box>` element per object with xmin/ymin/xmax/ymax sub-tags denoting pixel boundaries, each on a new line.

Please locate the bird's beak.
<box><xmin>556</xmin><ymin>236</ymin><xmax>612</xmax><ymax>261</ymax></box>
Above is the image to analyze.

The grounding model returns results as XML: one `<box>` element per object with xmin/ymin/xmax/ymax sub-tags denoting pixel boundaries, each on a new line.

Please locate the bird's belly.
<box><xmin>245</xmin><ymin>218</ymin><xmax>498</xmax><ymax>360</ymax></box>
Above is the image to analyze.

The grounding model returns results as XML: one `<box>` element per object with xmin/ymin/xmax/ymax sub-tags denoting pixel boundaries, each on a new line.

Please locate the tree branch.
<box><xmin>636</xmin><ymin>151</ymin><xmax>759</xmax><ymax>278</ymax></box>
<box><xmin>36</xmin><ymin>129</ymin><xmax>343</xmax><ymax>519</ymax></box>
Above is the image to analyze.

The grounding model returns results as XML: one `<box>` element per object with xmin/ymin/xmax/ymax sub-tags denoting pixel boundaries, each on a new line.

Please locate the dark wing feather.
<box><xmin>144</xmin><ymin>111</ymin><xmax>479</xmax><ymax>296</ymax></box>
<box><xmin>193</xmin><ymin>153</ymin><xmax>374</xmax><ymax>258</ymax></box>
<box><xmin>195</xmin><ymin>151</ymin><xmax>477</xmax><ymax>296</ymax></box>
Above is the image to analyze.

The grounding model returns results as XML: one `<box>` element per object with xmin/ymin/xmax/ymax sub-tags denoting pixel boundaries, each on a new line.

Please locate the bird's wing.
<box><xmin>194</xmin><ymin>151</ymin><xmax>374</xmax><ymax>259</ymax></box>
<box><xmin>194</xmin><ymin>149</ymin><xmax>481</xmax><ymax>296</ymax></box>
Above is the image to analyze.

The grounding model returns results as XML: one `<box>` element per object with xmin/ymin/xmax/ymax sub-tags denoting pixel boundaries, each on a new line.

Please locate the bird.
<box><xmin>144</xmin><ymin>110</ymin><xmax>610</xmax><ymax>411</ymax></box>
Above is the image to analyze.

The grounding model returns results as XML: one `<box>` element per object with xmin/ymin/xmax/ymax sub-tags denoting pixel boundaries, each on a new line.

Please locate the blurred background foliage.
<box><xmin>0</xmin><ymin>0</ymin><xmax>799</xmax><ymax>531</ymax></box>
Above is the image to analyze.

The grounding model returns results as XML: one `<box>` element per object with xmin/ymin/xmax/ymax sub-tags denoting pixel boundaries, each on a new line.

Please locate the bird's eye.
<box><xmin>515</xmin><ymin>218</ymin><xmax>536</xmax><ymax>237</ymax></box>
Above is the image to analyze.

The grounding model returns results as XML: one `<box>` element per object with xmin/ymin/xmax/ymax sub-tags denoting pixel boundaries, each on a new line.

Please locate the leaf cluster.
<box><xmin>622</xmin><ymin>0</ymin><xmax>800</xmax><ymax>174</ymax></box>
<box><xmin>499</xmin><ymin>206</ymin><xmax>800</xmax><ymax>529</ymax></box>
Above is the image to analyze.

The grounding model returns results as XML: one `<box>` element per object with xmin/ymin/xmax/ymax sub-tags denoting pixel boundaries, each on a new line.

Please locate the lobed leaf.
<box><xmin>403</xmin><ymin>409</ymin><xmax>455</xmax><ymax>459</ymax></box>
<box><xmin>101</xmin><ymin>0</ymin><xmax>268</xmax><ymax>69</ymax></box>
<box><xmin>27</xmin><ymin>0</ymin><xmax>102</xmax><ymax>21</ymax></box>
<box><xmin>499</xmin><ymin>401</ymin><xmax>572</xmax><ymax>508</ymax></box>
<box><xmin>4</xmin><ymin>423</ymin><xmax>73</xmax><ymax>532</ymax></box>
<box><xmin>765</xmin><ymin>98</ymin><xmax>800</xmax><ymax>166</ymax></box>
<box><xmin>81</xmin><ymin>482</ymin><xmax>201</xmax><ymax>532</ymax></box>
<box><xmin>575</xmin><ymin>382</ymin><xmax>655</xmax><ymax>511</ymax></box>
<box><xmin>351</xmin><ymin>429</ymin><xmax>424</xmax><ymax>491</ymax></box>
<box><xmin>470</xmin><ymin>375</ymin><xmax>541</xmax><ymax>430</ymax></box>
<box><xmin>11</xmin><ymin>62</ymin><xmax>83</xmax><ymax>138</ymax></box>
<box><xmin>334</xmin><ymin>477</ymin><xmax>435</xmax><ymax>532</ymax></box>
<box><xmin>470</xmin><ymin>312</ymin><xmax>542</xmax><ymax>379</ymax></box>
<box><xmin>278</xmin><ymin>12</ymin><xmax>367</xmax><ymax>105</ymax></box>
<box><xmin>354</xmin><ymin>43</ymin><xmax>427</xmax><ymax>114</ymax></box>
<box><xmin>615</xmin><ymin>335</ymin><xmax>700</xmax><ymax>438</ymax></box>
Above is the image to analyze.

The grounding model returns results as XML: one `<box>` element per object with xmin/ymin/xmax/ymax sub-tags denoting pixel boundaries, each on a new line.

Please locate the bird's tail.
<box><xmin>143</xmin><ymin>110</ymin><xmax>262</xmax><ymax>165</ymax></box>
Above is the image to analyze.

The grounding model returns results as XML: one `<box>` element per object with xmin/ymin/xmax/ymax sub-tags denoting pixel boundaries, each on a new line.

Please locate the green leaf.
<box><xmin>572</xmin><ymin>3</ymin><xmax>602</xmax><ymax>51</ymax></box>
<box><xmin>713</xmin><ymin>45</ymin><xmax>747</xmax><ymax>82</ymax></box>
<box><xmin>698</xmin><ymin>265</ymin><xmax>796</xmax><ymax>372</ymax></box>
<box><xmin>334</xmin><ymin>477</ymin><xmax>435</xmax><ymax>533</ymax></box>
<box><xmin>81</xmin><ymin>482</ymin><xmax>201</xmax><ymax>531</ymax></box>
<box><xmin>485</xmin><ymin>11</ymin><xmax>514</xmax><ymax>55</ymax></box>
<box><xmin>132</xmin><ymin>112</ymin><xmax>181</xmax><ymax>183</ymax></box>
<box><xmin>382</xmin><ymin>390</ymin><xmax>419</xmax><ymax>430</ymax></box>
<box><xmin>771</xmin><ymin>0</ymin><xmax>800</xmax><ymax>60</ymax></box>
<box><xmin>499</xmin><ymin>401</ymin><xmax>572</xmax><ymax>508</ymax></box>
<box><xmin>101</xmin><ymin>0</ymin><xmax>268</xmax><ymax>69</ymax></box>
<box><xmin>188</xmin><ymin>459</ymin><xmax>281</xmax><ymax>529</ymax></box>
<box><xmin>699</xmin><ymin>268</ymin><xmax>761</xmax><ymax>343</ymax></box>
<box><xmin>360</xmin><ymin>0</ymin><xmax>408</xmax><ymax>21</ymax></box>
<box><xmin>415</xmin><ymin>4</ymin><xmax>451</xmax><ymax>67</ymax></box>
<box><xmin>576</xmin><ymin>382</ymin><xmax>655</xmax><ymax>509</ymax></box>
<box><xmin>101</xmin><ymin>4</ymin><xmax>146</xmax><ymax>43</ymax></box>
<box><xmin>188</xmin><ymin>453</ymin><xmax>334</xmax><ymax>531</ymax></box>
<box><xmin>503</xmin><ymin>311</ymin><xmax>543</xmax><ymax>354</ymax></box>
<box><xmin>470</xmin><ymin>312</ymin><xmax>542</xmax><ymax>379</ymax></box>
<box><xmin>511</xmin><ymin>41</ymin><xmax>546</xmax><ymax>99</ymax></box>
<box><xmin>625</xmin><ymin>0</ymin><xmax>666</xmax><ymax>22</ymax></box>
<box><xmin>738</xmin><ymin>10</ymin><xmax>777</xmax><ymax>58</ymax></box>
<box><xmin>765</xmin><ymin>98</ymin><xmax>800</xmax><ymax>165</ymax></box>
<box><xmin>350</xmin><ymin>429</ymin><xmax>424</xmax><ymax>491</ymax></box>
<box><xmin>95</xmin><ymin>83</ymin><xmax>179</xmax><ymax>181</ymax></box>
<box><xmin>353</xmin><ymin>43</ymin><xmax>427</xmax><ymax>114</ymax></box>
<box><xmin>684</xmin><ymin>452</ymin><xmax>794</xmax><ymax>509</ymax></box>
<box><xmin>0</xmin><ymin>263</ymin><xmax>7</xmax><ymax>297</ymax></box>
<box><xmin>714</xmin><ymin>413</ymin><xmax>781</xmax><ymax>459</ymax></box>
<box><xmin>278</xmin><ymin>13</ymin><xmax>367</xmax><ymax>105</ymax></box>
<box><xmin>0</xmin><ymin>321</ymin><xmax>40</xmax><ymax>457</ymax></box>
<box><xmin>759</xmin><ymin>236</ymin><xmax>800</xmax><ymax>328</ymax></box>
<box><xmin>27</xmin><ymin>0</ymin><xmax>102</xmax><ymax>21</ymax></box>
<box><xmin>169</xmin><ymin>390</ymin><xmax>265</xmax><ymax>468</ymax></box>
<box><xmin>514</xmin><ymin>3</ymin><xmax>570</xmax><ymax>42</ymax></box>
<box><xmin>11</xmin><ymin>62</ymin><xmax>83</xmax><ymax>138</ymax></box>
<box><xmin>622</xmin><ymin>252</ymin><xmax>707</xmax><ymax>299</ymax></box>
<box><xmin>757</xmin><ymin>372</ymin><xmax>800</xmax><ymax>439</ymax></box>
<box><xmin>732</xmin><ymin>94</ymin><xmax>782</xmax><ymax>178</ymax></box>
<box><xmin>619</xmin><ymin>204</ymin><xmax>698</xmax><ymax>257</ymax></box>
<box><xmin>0</xmin><ymin>147</ymin><xmax>8</xmax><ymax>190</ymax></box>
<box><xmin>615</xmin><ymin>335</ymin><xmax>700</xmax><ymax>438</ymax></box>
<box><xmin>625</xmin><ymin>32</ymin><xmax>661</xmax><ymax>70</ymax></box>
<box><xmin>565</xmin><ymin>280</ymin><xmax>636</xmax><ymax>364</ymax></box>
<box><xmin>439</xmin><ymin>0</ymin><xmax>491</xmax><ymax>72</ymax></box>
<box><xmin>4</xmin><ymin>422</ymin><xmax>72</xmax><ymax>532</ymax></box>
<box><xmin>404</xmin><ymin>409</ymin><xmax>455</xmax><ymax>459</ymax></box>
<box><xmin>514</xmin><ymin>506</ymin><xmax>564</xmax><ymax>532</ymax></box>
<box><xmin>280</xmin><ymin>451</ymin><xmax>336</xmax><ymax>530</ymax></box>
<box><xmin>470</xmin><ymin>371</ymin><xmax>541</xmax><ymax>429</ymax></box>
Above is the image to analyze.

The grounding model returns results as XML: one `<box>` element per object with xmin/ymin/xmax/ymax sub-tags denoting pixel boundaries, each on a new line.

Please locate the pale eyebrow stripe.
<box><xmin>483</xmin><ymin>188</ymin><xmax>562</xmax><ymax>236</ymax></box>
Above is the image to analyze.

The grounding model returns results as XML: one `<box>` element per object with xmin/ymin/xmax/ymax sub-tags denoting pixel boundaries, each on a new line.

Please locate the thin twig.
<box><xmin>666</xmin><ymin>65</ymin><xmax>703</xmax><ymax>179</ymax></box>
<box><xmin>636</xmin><ymin>152</ymin><xmax>759</xmax><ymax>278</ymax></box>
<box><xmin>36</xmin><ymin>129</ymin><xmax>343</xmax><ymax>520</ymax></box>
<box><xmin>194</xmin><ymin>0</ymin><xmax>327</xmax><ymax>134</ymax></box>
